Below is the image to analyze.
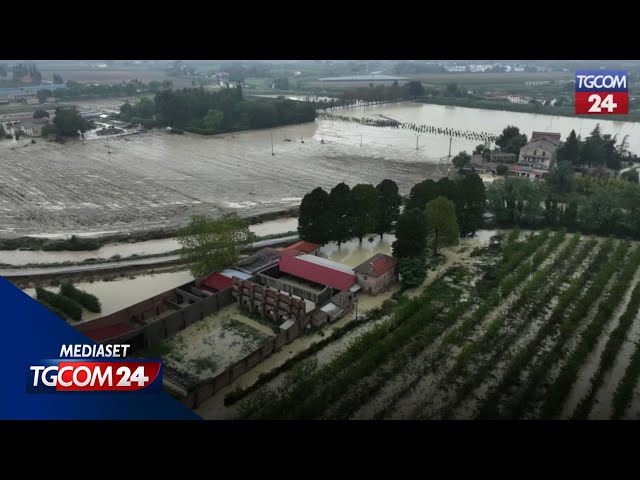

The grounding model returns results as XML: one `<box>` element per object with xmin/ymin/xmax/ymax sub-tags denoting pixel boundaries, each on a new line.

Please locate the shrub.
<box><xmin>399</xmin><ymin>256</ymin><xmax>427</xmax><ymax>288</ymax></box>
<box><xmin>36</xmin><ymin>287</ymin><xmax>82</xmax><ymax>321</ymax></box>
<box><xmin>60</xmin><ymin>282</ymin><xmax>102</xmax><ymax>313</ymax></box>
<box><xmin>496</xmin><ymin>164</ymin><xmax>508</xmax><ymax>175</ymax></box>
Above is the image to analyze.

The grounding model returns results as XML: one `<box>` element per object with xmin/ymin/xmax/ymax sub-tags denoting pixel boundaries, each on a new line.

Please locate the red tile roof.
<box><xmin>281</xmin><ymin>240</ymin><xmax>320</xmax><ymax>256</ymax></box>
<box><xmin>279</xmin><ymin>255</ymin><xmax>356</xmax><ymax>291</ymax></box>
<box><xmin>201</xmin><ymin>272</ymin><xmax>233</xmax><ymax>292</ymax></box>
<box><xmin>354</xmin><ymin>253</ymin><xmax>397</xmax><ymax>277</ymax></box>
<box><xmin>83</xmin><ymin>323</ymin><xmax>132</xmax><ymax>342</ymax></box>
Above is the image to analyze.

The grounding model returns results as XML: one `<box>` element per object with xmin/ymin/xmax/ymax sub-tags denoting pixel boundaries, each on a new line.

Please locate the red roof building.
<box><xmin>353</xmin><ymin>253</ymin><xmax>398</xmax><ymax>295</ymax></box>
<box><xmin>83</xmin><ymin>323</ymin><xmax>132</xmax><ymax>342</ymax></box>
<box><xmin>200</xmin><ymin>272</ymin><xmax>233</xmax><ymax>292</ymax></box>
<box><xmin>279</xmin><ymin>254</ymin><xmax>356</xmax><ymax>292</ymax></box>
<box><xmin>280</xmin><ymin>240</ymin><xmax>321</xmax><ymax>257</ymax></box>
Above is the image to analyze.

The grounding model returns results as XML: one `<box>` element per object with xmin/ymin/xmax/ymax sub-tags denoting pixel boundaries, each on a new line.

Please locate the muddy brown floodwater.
<box><xmin>0</xmin><ymin>114</ymin><xmax>451</xmax><ymax>238</ymax></box>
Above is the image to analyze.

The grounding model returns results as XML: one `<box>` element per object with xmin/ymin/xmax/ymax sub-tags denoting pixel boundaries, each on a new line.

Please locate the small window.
<box><xmin>364</xmin><ymin>276</ymin><xmax>368</xmax><ymax>280</ymax></box>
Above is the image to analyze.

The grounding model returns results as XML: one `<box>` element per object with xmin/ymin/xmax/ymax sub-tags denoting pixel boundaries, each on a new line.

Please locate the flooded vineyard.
<box><xmin>196</xmin><ymin>231</ymin><xmax>640</xmax><ymax>420</ymax></box>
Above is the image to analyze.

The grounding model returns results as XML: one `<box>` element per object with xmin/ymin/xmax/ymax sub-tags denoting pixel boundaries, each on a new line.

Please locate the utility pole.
<box><xmin>360</xmin><ymin>134</ymin><xmax>362</xmax><ymax>147</ymax></box>
<box><xmin>271</xmin><ymin>132</ymin><xmax>274</xmax><ymax>156</ymax></box>
<box><xmin>354</xmin><ymin>298</ymin><xmax>358</xmax><ymax>320</ymax></box>
<box><xmin>106</xmin><ymin>134</ymin><xmax>111</xmax><ymax>154</ymax></box>
<box><xmin>448</xmin><ymin>137</ymin><xmax>452</xmax><ymax>158</ymax></box>
<box><xmin>416</xmin><ymin>135</ymin><xmax>419</xmax><ymax>151</ymax></box>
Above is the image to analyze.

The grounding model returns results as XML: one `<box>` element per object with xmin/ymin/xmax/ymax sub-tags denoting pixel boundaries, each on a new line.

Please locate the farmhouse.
<box><xmin>513</xmin><ymin>131</ymin><xmax>562</xmax><ymax>177</ymax></box>
<box><xmin>354</xmin><ymin>253</ymin><xmax>398</xmax><ymax>295</ymax></box>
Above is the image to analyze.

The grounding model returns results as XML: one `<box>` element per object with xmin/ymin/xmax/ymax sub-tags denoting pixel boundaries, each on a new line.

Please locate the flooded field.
<box><xmin>334</xmin><ymin>102</ymin><xmax>640</xmax><ymax>155</ymax></box>
<box><xmin>3</xmin><ymin>100</ymin><xmax>633</xmax><ymax>239</ymax></box>
<box><xmin>320</xmin><ymin>234</ymin><xmax>395</xmax><ymax>267</ymax></box>
<box><xmin>0</xmin><ymin>217</ymin><xmax>299</xmax><ymax>266</ymax></box>
<box><xmin>21</xmin><ymin>269</ymin><xmax>193</xmax><ymax>323</ymax></box>
<box><xmin>162</xmin><ymin>303</ymin><xmax>272</xmax><ymax>385</ymax></box>
<box><xmin>0</xmin><ymin>122</ymin><xmax>448</xmax><ymax>238</ymax></box>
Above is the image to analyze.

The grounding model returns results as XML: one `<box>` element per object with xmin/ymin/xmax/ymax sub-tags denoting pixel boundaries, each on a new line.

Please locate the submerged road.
<box><xmin>0</xmin><ymin>234</ymin><xmax>299</xmax><ymax>278</ymax></box>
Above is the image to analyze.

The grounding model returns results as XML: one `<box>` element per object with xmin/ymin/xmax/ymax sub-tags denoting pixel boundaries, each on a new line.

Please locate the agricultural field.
<box><xmin>205</xmin><ymin>230</ymin><xmax>640</xmax><ymax>420</ymax></box>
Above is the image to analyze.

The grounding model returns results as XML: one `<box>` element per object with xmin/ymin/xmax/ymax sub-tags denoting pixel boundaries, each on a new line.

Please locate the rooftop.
<box><xmin>280</xmin><ymin>240</ymin><xmax>320</xmax><ymax>256</ymax></box>
<box><xmin>354</xmin><ymin>253</ymin><xmax>398</xmax><ymax>277</ymax></box>
<box><xmin>200</xmin><ymin>272</ymin><xmax>233</xmax><ymax>292</ymax></box>
<box><xmin>279</xmin><ymin>255</ymin><xmax>356</xmax><ymax>292</ymax></box>
<box><xmin>296</xmin><ymin>254</ymin><xmax>355</xmax><ymax>274</ymax></box>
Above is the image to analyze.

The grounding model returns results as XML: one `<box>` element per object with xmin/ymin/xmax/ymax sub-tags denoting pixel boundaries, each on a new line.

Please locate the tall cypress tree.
<box><xmin>328</xmin><ymin>182</ymin><xmax>353</xmax><ymax>247</ymax></box>
<box><xmin>298</xmin><ymin>187</ymin><xmax>332</xmax><ymax>245</ymax></box>
<box><xmin>375</xmin><ymin>179</ymin><xmax>402</xmax><ymax>238</ymax></box>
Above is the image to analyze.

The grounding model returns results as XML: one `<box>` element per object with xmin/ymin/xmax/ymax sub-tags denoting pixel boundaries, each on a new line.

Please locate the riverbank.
<box><xmin>0</xmin><ymin>207</ymin><xmax>299</xmax><ymax>250</ymax></box>
<box><xmin>415</xmin><ymin>97</ymin><xmax>640</xmax><ymax>123</ymax></box>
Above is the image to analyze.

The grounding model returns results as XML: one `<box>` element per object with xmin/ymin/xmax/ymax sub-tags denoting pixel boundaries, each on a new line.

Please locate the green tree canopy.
<box><xmin>407</xmin><ymin>81</ymin><xmax>425</xmax><ymax>97</ymax></box>
<box><xmin>328</xmin><ymin>182</ymin><xmax>353</xmax><ymax>246</ymax></box>
<box><xmin>351</xmin><ymin>184</ymin><xmax>378</xmax><ymax>242</ymax></box>
<box><xmin>398</xmin><ymin>256</ymin><xmax>427</xmax><ymax>289</ymax></box>
<box><xmin>557</xmin><ymin>129</ymin><xmax>581</xmax><ymax>167</ymax></box>
<box><xmin>457</xmin><ymin>173</ymin><xmax>486</xmax><ymax>236</ymax></box>
<box><xmin>452</xmin><ymin>151</ymin><xmax>471</xmax><ymax>170</ymax></box>
<box><xmin>51</xmin><ymin>107</ymin><xmax>94</xmax><ymax>138</ymax></box>
<box><xmin>495</xmin><ymin>125</ymin><xmax>527</xmax><ymax>156</ymax></box>
<box><xmin>546</xmin><ymin>160</ymin><xmax>575</xmax><ymax>195</ymax></box>
<box><xmin>33</xmin><ymin>109</ymin><xmax>50</xmax><ymax>119</ymax></box>
<box><xmin>177</xmin><ymin>213</ymin><xmax>256</xmax><ymax>278</ymax></box>
<box><xmin>392</xmin><ymin>208</ymin><xmax>428</xmax><ymax>258</ymax></box>
<box><xmin>407</xmin><ymin>178</ymin><xmax>439</xmax><ymax>210</ymax></box>
<box><xmin>425</xmin><ymin>196</ymin><xmax>459</xmax><ymax>255</ymax></box>
<box><xmin>298</xmin><ymin>187</ymin><xmax>333</xmax><ymax>245</ymax></box>
<box><xmin>374</xmin><ymin>179</ymin><xmax>402</xmax><ymax>238</ymax></box>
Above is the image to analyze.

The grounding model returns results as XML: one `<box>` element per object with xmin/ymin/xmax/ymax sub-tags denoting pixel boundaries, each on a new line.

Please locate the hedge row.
<box><xmin>60</xmin><ymin>282</ymin><xmax>102</xmax><ymax>313</ymax></box>
<box><xmin>36</xmin><ymin>287</ymin><xmax>82</xmax><ymax>321</ymax></box>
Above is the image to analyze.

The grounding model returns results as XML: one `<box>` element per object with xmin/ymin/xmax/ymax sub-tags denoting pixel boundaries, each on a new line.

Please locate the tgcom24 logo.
<box><xmin>575</xmin><ymin>70</ymin><xmax>628</xmax><ymax>115</ymax></box>
<box><xmin>26</xmin><ymin>343</ymin><xmax>163</xmax><ymax>393</ymax></box>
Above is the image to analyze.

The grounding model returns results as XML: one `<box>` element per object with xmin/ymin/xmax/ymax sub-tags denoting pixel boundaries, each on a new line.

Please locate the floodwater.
<box><xmin>0</xmin><ymin>217</ymin><xmax>299</xmax><ymax>266</ymax></box>
<box><xmin>334</xmin><ymin>101</ymin><xmax>640</xmax><ymax>156</ymax></box>
<box><xmin>21</xmin><ymin>269</ymin><xmax>193</xmax><ymax>323</ymax></box>
<box><xmin>2</xmin><ymin>99</ymin><xmax>636</xmax><ymax>239</ymax></box>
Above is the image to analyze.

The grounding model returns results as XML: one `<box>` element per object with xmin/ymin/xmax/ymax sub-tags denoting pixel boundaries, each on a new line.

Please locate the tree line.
<box><xmin>298</xmin><ymin>180</ymin><xmax>403</xmax><ymax>246</ymax></box>
<box><xmin>557</xmin><ymin>125</ymin><xmax>638</xmax><ymax>171</ymax></box>
<box><xmin>297</xmin><ymin>173</ymin><xmax>486</xmax><ymax>288</ymax></box>
<box><xmin>487</xmin><ymin>174</ymin><xmax>640</xmax><ymax>237</ymax></box>
<box><xmin>119</xmin><ymin>85</ymin><xmax>317</xmax><ymax>134</ymax></box>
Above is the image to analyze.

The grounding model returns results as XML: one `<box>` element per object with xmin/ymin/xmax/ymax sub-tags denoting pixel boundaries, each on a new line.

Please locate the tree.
<box><xmin>495</xmin><ymin>125</ymin><xmax>527</xmax><ymax>156</ymax></box>
<box><xmin>407</xmin><ymin>81</ymin><xmax>425</xmax><ymax>98</ymax></box>
<box><xmin>621</xmin><ymin>169</ymin><xmax>639</xmax><ymax>184</ymax></box>
<box><xmin>203</xmin><ymin>109</ymin><xmax>224</xmax><ymax>132</ymax></box>
<box><xmin>407</xmin><ymin>178</ymin><xmax>439</xmax><ymax>210</ymax></box>
<box><xmin>0</xmin><ymin>124</ymin><xmax>5</xmax><ymax>139</ymax></box>
<box><xmin>393</xmin><ymin>208</ymin><xmax>428</xmax><ymax>258</ymax></box>
<box><xmin>452</xmin><ymin>151</ymin><xmax>471</xmax><ymax>170</ymax></box>
<box><xmin>425</xmin><ymin>196</ymin><xmax>459</xmax><ymax>255</ymax></box>
<box><xmin>37</xmin><ymin>89</ymin><xmax>52</xmax><ymax>104</ymax></box>
<box><xmin>546</xmin><ymin>160</ymin><xmax>574</xmax><ymax>195</ymax></box>
<box><xmin>351</xmin><ymin>184</ymin><xmax>378</xmax><ymax>242</ymax></box>
<box><xmin>445</xmin><ymin>82</ymin><xmax>460</xmax><ymax>97</ymax></box>
<box><xmin>487</xmin><ymin>177</ymin><xmax>548</xmax><ymax>227</ymax></box>
<box><xmin>0</xmin><ymin>65</ymin><xmax>6</xmax><ymax>77</ymax></box>
<box><xmin>557</xmin><ymin>129</ymin><xmax>581</xmax><ymax>167</ymax></box>
<box><xmin>298</xmin><ymin>187</ymin><xmax>333</xmax><ymax>245</ymax></box>
<box><xmin>398</xmin><ymin>257</ymin><xmax>427</xmax><ymax>289</ymax></box>
<box><xmin>51</xmin><ymin>107</ymin><xmax>94</xmax><ymax>138</ymax></box>
<box><xmin>496</xmin><ymin>164</ymin><xmax>508</xmax><ymax>175</ymax></box>
<box><xmin>53</xmin><ymin>73</ymin><xmax>63</xmax><ymax>84</ymax></box>
<box><xmin>328</xmin><ymin>182</ymin><xmax>353</xmax><ymax>247</ymax></box>
<box><xmin>177</xmin><ymin>213</ymin><xmax>256</xmax><ymax>278</ymax></box>
<box><xmin>374</xmin><ymin>179</ymin><xmax>402</xmax><ymax>239</ymax></box>
<box><xmin>33</xmin><ymin>109</ymin><xmax>50</xmax><ymax>119</ymax></box>
<box><xmin>457</xmin><ymin>173</ymin><xmax>486</xmax><ymax>236</ymax></box>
